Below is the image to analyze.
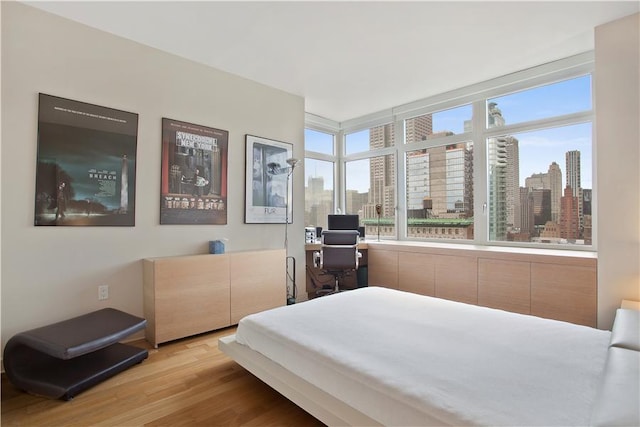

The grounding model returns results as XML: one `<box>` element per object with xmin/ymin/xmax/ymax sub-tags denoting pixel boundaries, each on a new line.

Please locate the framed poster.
<box><xmin>245</xmin><ymin>134</ymin><xmax>293</xmax><ymax>224</ymax></box>
<box><xmin>34</xmin><ymin>93</ymin><xmax>138</xmax><ymax>226</ymax></box>
<box><xmin>160</xmin><ymin>118</ymin><xmax>228</xmax><ymax>224</ymax></box>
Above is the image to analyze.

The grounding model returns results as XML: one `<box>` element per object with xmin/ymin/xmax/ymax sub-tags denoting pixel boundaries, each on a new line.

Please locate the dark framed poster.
<box><xmin>160</xmin><ymin>118</ymin><xmax>228</xmax><ymax>224</ymax></box>
<box><xmin>245</xmin><ymin>134</ymin><xmax>293</xmax><ymax>224</ymax></box>
<box><xmin>34</xmin><ymin>93</ymin><xmax>138</xmax><ymax>226</ymax></box>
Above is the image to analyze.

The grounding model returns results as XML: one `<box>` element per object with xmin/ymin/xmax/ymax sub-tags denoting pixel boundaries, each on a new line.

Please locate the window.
<box><xmin>345</xmin><ymin>155</ymin><xmax>395</xmax><ymax>238</ymax></box>
<box><xmin>485</xmin><ymin>75</ymin><xmax>593</xmax><ymax>247</ymax></box>
<box><xmin>488</xmin><ymin>123</ymin><xmax>592</xmax><ymax>245</ymax></box>
<box><xmin>405</xmin><ymin>104</ymin><xmax>472</xmax><ymax>143</ymax></box>
<box><xmin>305</xmin><ymin>55</ymin><xmax>594</xmax><ymax>250</ymax></box>
<box><xmin>487</xmin><ymin>76</ymin><xmax>591</xmax><ymax>127</ymax></box>
<box><xmin>304</xmin><ymin>158</ymin><xmax>334</xmax><ymax>230</ymax></box>
<box><xmin>406</xmin><ymin>141</ymin><xmax>474</xmax><ymax>240</ymax></box>
<box><xmin>305</xmin><ymin>128</ymin><xmax>334</xmax><ymax>155</ymax></box>
<box><xmin>346</xmin><ymin>123</ymin><xmax>395</xmax><ymax>155</ymax></box>
<box><xmin>304</xmin><ymin>128</ymin><xmax>336</xmax><ymax>230</ymax></box>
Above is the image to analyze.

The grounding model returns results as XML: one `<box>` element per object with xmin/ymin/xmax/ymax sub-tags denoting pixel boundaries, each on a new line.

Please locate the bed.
<box><xmin>219</xmin><ymin>286</ymin><xmax>639</xmax><ymax>426</ymax></box>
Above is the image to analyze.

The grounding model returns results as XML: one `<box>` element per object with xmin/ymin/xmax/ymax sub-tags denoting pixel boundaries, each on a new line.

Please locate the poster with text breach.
<box><xmin>35</xmin><ymin>94</ymin><xmax>138</xmax><ymax>226</ymax></box>
<box><xmin>160</xmin><ymin>118</ymin><xmax>228</xmax><ymax>224</ymax></box>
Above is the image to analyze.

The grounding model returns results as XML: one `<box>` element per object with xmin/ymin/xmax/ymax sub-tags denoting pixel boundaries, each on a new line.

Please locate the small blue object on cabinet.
<box><xmin>209</xmin><ymin>240</ymin><xmax>225</xmax><ymax>254</ymax></box>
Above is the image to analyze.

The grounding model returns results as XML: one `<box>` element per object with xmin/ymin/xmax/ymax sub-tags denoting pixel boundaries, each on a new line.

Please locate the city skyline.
<box><xmin>305</xmin><ymin>124</ymin><xmax>592</xmax><ymax>193</ymax></box>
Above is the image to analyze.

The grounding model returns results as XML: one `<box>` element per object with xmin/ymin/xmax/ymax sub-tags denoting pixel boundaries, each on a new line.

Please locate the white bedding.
<box><xmin>235</xmin><ymin>287</ymin><xmax>611</xmax><ymax>426</ymax></box>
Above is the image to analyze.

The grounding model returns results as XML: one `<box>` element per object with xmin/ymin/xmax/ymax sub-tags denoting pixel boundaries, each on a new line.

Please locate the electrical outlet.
<box><xmin>98</xmin><ymin>285</ymin><xmax>109</xmax><ymax>300</ymax></box>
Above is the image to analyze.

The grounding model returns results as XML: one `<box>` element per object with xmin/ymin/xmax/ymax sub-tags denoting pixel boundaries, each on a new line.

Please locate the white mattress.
<box><xmin>236</xmin><ymin>287</ymin><xmax>611</xmax><ymax>426</ymax></box>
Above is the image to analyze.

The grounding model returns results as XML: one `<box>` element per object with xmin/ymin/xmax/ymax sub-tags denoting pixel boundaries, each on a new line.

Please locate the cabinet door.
<box><xmin>531</xmin><ymin>262</ymin><xmax>597</xmax><ymax>327</ymax></box>
<box><xmin>434</xmin><ymin>254</ymin><xmax>478</xmax><ymax>304</ymax></box>
<box><xmin>399</xmin><ymin>252</ymin><xmax>435</xmax><ymax>296</ymax></box>
<box><xmin>367</xmin><ymin>249</ymin><xmax>399</xmax><ymax>289</ymax></box>
<box><xmin>478</xmin><ymin>258</ymin><xmax>530</xmax><ymax>314</ymax></box>
<box><xmin>154</xmin><ymin>255</ymin><xmax>230</xmax><ymax>344</ymax></box>
<box><xmin>230</xmin><ymin>250</ymin><xmax>285</xmax><ymax>324</ymax></box>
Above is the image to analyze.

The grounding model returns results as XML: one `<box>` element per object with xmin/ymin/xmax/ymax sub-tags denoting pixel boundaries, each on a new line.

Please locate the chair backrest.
<box><xmin>321</xmin><ymin>246</ymin><xmax>359</xmax><ymax>270</ymax></box>
<box><xmin>320</xmin><ymin>230</ymin><xmax>360</xmax><ymax>272</ymax></box>
<box><xmin>321</xmin><ymin>230</ymin><xmax>359</xmax><ymax>245</ymax></box>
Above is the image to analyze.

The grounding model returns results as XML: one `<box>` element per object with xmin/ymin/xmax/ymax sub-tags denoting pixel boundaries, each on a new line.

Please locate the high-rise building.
<box><xmin>519</xmin><ymin>187</ymin><xmax>535</xmax><ymax>237</ymax></box>
<box><xmin>523</xmin><ymin>162</ymin><xmax>562</xmax><ymax>228</ymax></box>
<box><xmin>548</xmin><ymin>162</ymin><xmax>562</xmax><ymax>224</ymax></box>
<box><xmin>540</xmin><ymin>221</ymin><xmax>560</xmax><ymax>239</ymax></box>
<box><xmin>582</xmin><ymin>214</ymin><xmax>593</xmax><ymax>245</ymax></box>
<box><xmin>565</xmin><ymin>150</ymin><xmax>583</xmax><ymax>236</ymax></box>
<box><xmin>487</xmin><ymin>103</ymin><xmax>508</xmax><ymax>240</ymax></box>
<box><xmin>406</xmin><ymin>150</ymin><xmax>430</xmax><ymax>213</ymax></box>
<box><xmin>308</xmin><ymin>176</ymin><xmax>325</xmax><ymax>195</ymax></box>
<box><xmin>582</xmin><ymin>188</ymin><xmax>592</xmax><ymax>216</ymax></box>
<box><xmin>525</xmin><ymin>172</ymin><xmax>549</xmax><ymax>190</ymax></box>
<box><xmin>566</xmin><ymin>150</ymin><xmax>581</xmax><ymax>196</ymax></box>
<box><xmin>406</xmin><ymin>114</ymin><xmax>433</xmax><ymax>143</ymax></box>
<box><xmin>445</xmin><ymin>143</ymin><xmax>472</xmax><ymax>215</ymax></box>
<box><xmin>345</xmin><ymin>189</ymin><xmax>368</xmax><ymax>220</ymax></box>
<box><xmin>487</xmin><ymin>102</ymin><xmax>505</xmax><ymax>128</ymax></box>
<box><xmin>560</xmin><ymin>186</ymin><xmax>580</xmax><ymax>240</ymax></box>
<box><xmin>488</xmin><ymin>136</ymin><xmax>508</xmax><ymax>240</ymax></box>
<box><xmin>504</xmin><ymin>136</ymin><xmax>519</xmax><ymax>230</ymax></box>
<box><xmin>531</xmin><ymin>188</ymin><xmax>552</xmax><ymax>228</ymax></box>
<box><xmin>363</xmin><ymin>124</ymin><xmax>395</xmax><ymax>220</ymax></box>
<box><xmin>405</xmin><ymin>142</ymin><xmax>473</xmax><ymax>220</ymax></box>
<box><xmin>305</xmin><ymin>175</ymin><xmax>333</xmax><ymax>229</ymax></box>
<box><xmin>363</xmin><ymin>115</ymin><xmax>433</xmax><ymax>223</ymax></box>
<box><xmin>582</xmin><ymin>188</ymin><xmax>592</xmax><ymax>244</ymax></box>
<box><xmin>405</xmin><ymin>114</ymin><xmax>434</xmax><ymax>216</ymax></box>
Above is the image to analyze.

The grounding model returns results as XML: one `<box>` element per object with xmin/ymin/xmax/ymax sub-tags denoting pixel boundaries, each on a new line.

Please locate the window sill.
<box><xmin>364</xmin><ymin>239</ymin><xmax>597</xmax><ymax>260</ymax></box>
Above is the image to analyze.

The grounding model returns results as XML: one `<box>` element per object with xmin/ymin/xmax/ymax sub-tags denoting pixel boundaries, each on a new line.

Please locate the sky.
<box><xmin>305</xmin><ymin>74</ymin><xmax>592</xmax><ymax>193</ymax></box>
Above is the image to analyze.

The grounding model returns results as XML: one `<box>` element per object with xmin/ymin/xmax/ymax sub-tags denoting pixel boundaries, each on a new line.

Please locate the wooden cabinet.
<box><xmin>531</xmin><ymin>262</ymin><xmax>597</xmax><ymax>326</ymax></box>
<box><xmin>368</xmin><ymin>249</ymin><xmax>399</xmax><ymax>289</ymax></box>
<box><xmin>478</xmin><ymin>258</ymin><xmax>531</xmax><ymax>315</ymax></box>
<box><xmin>366</xmin><ymin>243</ymin><xmax>597</xmax><ymax>327</ymax></box>
<box><xmin>396</xmin><ymin>252</ymin><xmax>477</xmax><ymax>304</ymax></box>
<box><xmin>434</xmin><ymin>254</ymin><xmax>478</xmax><ymax>305</ymax></box>
<box><xmin>398</xmin><ymin>252</ymin><xmax>435</xmax><ymax>296</ymax></box>
<box><xmin>143</xmin><ymin>254</ymin><xmax>230</xmax><ymax>347</ymax></box>
<box><xmin>230</xmin><ymin>250</ymin><xmax>285</xmax><ymax>324</ymax></box>
<box><xmin>143</xmin><ymin>249</ymin><xmax>285</xmax><ymax>347</ymax></box>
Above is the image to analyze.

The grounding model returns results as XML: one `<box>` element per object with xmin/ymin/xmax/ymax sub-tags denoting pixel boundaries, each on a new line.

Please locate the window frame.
<box><xmin>304</xmin><ymin>116</ymin><xmax>340</xmax><ymax>222</ymax></box>
<box><xmin>304</xmin><ymin>52</ymin><xmax>595</xmax><ymax>251</ymax></box>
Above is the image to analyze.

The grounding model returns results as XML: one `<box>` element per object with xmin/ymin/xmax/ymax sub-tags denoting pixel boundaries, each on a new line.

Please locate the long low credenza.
<box><xmin>305</xmin><ymin>241</ymin><xmax>597</xmax><ymax>327</ymax></box>
<box><xmin>143</xmin><ymin>249</ymin><xmax>285</xmax><ymax>347</ymax></box>
<box><xmin>366</xmin><ymin>242</ymin><xmax>597</xmax><ymax>327</ymax></box>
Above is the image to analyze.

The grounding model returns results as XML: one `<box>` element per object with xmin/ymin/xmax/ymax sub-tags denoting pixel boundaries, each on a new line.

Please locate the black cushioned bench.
<box><xmin>3</xmin><ymin>308</ymin><xmax>148</xmax><ymax>400</ymax></box>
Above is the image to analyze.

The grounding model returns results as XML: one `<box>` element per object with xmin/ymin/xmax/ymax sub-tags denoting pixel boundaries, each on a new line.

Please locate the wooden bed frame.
<box><xmin>218</xmin><ymin>334</ymin><xmax>382</xmax><ymax>426</ymax></box>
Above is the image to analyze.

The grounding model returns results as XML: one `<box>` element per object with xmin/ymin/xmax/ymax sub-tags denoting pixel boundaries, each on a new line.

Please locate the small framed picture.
<box><xmin>245</xmin><ymin>134</ymin><xmax>294</xmax><ymax>224</ymax></box>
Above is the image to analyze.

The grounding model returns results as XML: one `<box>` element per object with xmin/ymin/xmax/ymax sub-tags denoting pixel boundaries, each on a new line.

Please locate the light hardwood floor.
<box><xmin>1</xmin><ymin>327</ymin><xmax>325</xmax><ymax>426</ymax></box>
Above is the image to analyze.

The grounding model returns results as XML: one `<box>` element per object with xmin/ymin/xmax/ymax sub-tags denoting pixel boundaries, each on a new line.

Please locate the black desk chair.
<box><xmin>314</xmin><ymin>230</ymin><xmax>361</xmax><ymax>296</ymax></box>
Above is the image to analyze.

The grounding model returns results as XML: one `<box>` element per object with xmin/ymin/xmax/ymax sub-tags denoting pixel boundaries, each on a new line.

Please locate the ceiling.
<box><xmin>25</xmin><ymin>1</ymin><xmax>639</xmax><ymax>123</ymax></box>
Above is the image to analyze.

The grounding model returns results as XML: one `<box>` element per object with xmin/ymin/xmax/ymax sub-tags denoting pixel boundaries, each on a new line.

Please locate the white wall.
<box><xmin>0</xmin><ymin>2</ymin><xmax>306</xmax><ymax>348</ymax></box>
<box><xmin>595</xmin><ymin>13</ymin><xmax>640</xmax><ymax>329</ymax></box>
